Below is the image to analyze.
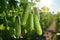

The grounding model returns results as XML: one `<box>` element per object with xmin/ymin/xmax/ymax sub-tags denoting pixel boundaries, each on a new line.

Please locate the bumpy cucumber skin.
<box><xmin>27</xmin><ymin>13</ymin><xmax>34</xmax><ymax>32</ymax></box>
<box><xmin>34</xmin><ymin>14</ymin><xmax>42</xmax><ymax>35</ymax></box>
<box><xmin>15</xmin><ymin>16</ymin><xmax>21</xmax><ymax>38</ymax></box>
<box><xmin>29</xmin><ymin>13</ymin><xmax>34</xmax><ymax>31</ymax></box>
<box><xmin>21</xmin><ymin>4</ymin><xmax>30</xmax><ymax>26</ymax></box>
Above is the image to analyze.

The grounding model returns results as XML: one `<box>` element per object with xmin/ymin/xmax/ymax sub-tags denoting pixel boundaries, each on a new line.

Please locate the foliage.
<box><xmin>0</xmin><ymin>0</ymin><xmax>60</xmax><ymax>40</ymax></box>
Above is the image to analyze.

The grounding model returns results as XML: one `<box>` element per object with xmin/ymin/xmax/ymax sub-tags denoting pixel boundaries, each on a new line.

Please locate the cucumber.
<box><xmin>21</xmin><ymin>4</ymin><xmax>30</xmax><ymax>26</ymax></box>
<box><xmin>34</xmin><ymin>14</ymin><xmax>42</xmax><ymax>35</ymax></box>
<box><xmin>15</xmin><ymin>16</ymin><xmax>21</xmax><ymax>38</ymax></box>
<box><xmin>26</xmin><ymin>13</ymin><xmax>34</xmax><ymax>32</ymax></box>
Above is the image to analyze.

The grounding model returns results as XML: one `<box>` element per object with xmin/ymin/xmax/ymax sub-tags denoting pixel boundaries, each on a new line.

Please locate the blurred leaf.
<box><xmin>20</xmin><ymin>0</ymin><xmax>28</xmax><ymax>4</ymax></box>
<box><xmin>6</xmin><ymin>26</ymin><xmax>10</xmax><ymax>30</ymax></box>
<box><xmin>0</xmin><ymin>0</ymin><xmax>7</xmax><ymax>13</ymax></box>
<box><xmin>0</xmin><ymin>24</ymin><xmax>5</xmax><ymax>30</ymax></box>
<box><xmin>0</xmin><ymin>37</ymin><xmax>3</xmax><ymax>40</ymax></box>
<box><xmin>36</xmin><ymin>0</ymin><xmax>40</xmax><ymax>2</ymax></box>
<box><xmin>42</xmin><ymin>6</ymin><xmax>49</xmax><ymax>13</ymax></box>
<box><xmin>30</xmin><ymin>2</ymin><xmax>36</xmax><ymax>6</ymax></box>
<box><xmin>8</xmin><ymin>0</ymin><xmax>18</xmax><ymax>10</ymax></box>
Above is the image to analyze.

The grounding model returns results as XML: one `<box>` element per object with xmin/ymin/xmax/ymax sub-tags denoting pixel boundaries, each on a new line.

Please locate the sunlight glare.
<box><xmin>40</xmin><ymin>0</ymin><xmax>53</xmax><ymax>7</ymax></box>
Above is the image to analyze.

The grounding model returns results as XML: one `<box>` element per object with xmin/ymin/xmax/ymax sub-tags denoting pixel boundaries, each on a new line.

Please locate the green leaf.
<box><xmin>0</xmin><ymin>24</ymin><xmax>5</xmax><ymax>30</ymax></box>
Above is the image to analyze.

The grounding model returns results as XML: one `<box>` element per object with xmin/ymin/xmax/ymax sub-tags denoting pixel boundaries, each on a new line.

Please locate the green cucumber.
<box><xmin>15</xmin><ymin>16</ymin><xmax>21</xmax><ymax>38</ymax></box>
<box><xmin>26</xmin><ymin>13</ymin><xmax>34</xmax><ymax>32</ymax></box>
<box><xmin>34</xmin><ymin>14</ymin><xmax>42</xmax><ymax>35</ymax></box>
<box><xmin>21</xmin><ymin>4</ymin><xmax>30</xmax><ymax>26</ymax></box>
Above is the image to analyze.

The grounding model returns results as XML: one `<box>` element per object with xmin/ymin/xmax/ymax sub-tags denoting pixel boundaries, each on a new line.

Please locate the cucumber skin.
<box><xmin>15</xmin><ymin>16</ymin><xmax>21</xmax><ymax>38</ymax></box>
<box><xmin>21</xmin><ymin>4</ymin><xmax>30</xmax><ymax>26</ymax></box>
<box><xmin>34</xmin><ymin>14</ymin><xmax>42</xmax><ymax>35</ymax></box>
<box><xmin>27</xmin><ymin>13</ymin><xmax>34</xmax><ymax>32</ymax></box>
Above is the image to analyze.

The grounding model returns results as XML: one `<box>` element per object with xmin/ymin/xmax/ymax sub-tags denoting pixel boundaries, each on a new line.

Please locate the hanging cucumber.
<box><xmin>33</xmin><ymin>7</ymin><xmax>40</xmax><ymax>20</ymax></box>
<box><xmin>21</xmin><ymin>4</ymin><xmax>31</xmax><ymax>26</ymax></box>
<box><xmin>15</xmin><ymin>16</ymin><xmax>21</xmax><ymax>38</ymax></box>
<box><xmin>34</xmin><ymin>14</ymin><xmax>42</xmax><ymax>35</ymax></box>
<box><xmin>26</xmin><ymin>13</ymin><xmax>34</xmax><ymax>40</ymax></box>
<box><xmin>26</xmin><ymin>13</ymin><xmax>34</xmax><ymax>32</ymax></box>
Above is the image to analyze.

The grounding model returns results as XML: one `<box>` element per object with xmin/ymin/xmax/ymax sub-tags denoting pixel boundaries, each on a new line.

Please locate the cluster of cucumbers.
<box><xmin>0</xmin><ymin>1</ymin><xmax>42</xmax><ymax>39</ymax></box>
<box><xmin>13</xmin><ymin>3</ymin><xmax>42</xmax><ymax>38</ymax></box>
